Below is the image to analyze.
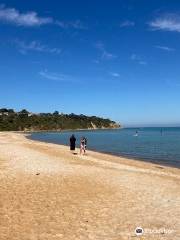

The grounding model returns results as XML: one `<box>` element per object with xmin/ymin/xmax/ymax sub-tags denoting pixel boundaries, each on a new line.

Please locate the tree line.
<box><xmin>0</xmin><ymin>108</ymin><xmax>120</xmax><ymax>131</ymax></box>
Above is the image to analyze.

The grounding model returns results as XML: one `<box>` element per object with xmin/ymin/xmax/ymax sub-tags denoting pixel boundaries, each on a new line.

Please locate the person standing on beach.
<box><xmin>80</xmin><ymin>137</ymin><xmax>87</xmax><ymax>155</ymax></box>
<box><xmin>70</xmin><ymin>134</ymin><xmax>76</xmax><ymax>152</ymax></box>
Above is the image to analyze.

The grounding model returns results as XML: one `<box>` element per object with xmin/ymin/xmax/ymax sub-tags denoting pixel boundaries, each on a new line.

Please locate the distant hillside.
<box><xmin>0</xmin><ymin>108</ymin><xmax>120</xmax><ymax>131</ymax></box>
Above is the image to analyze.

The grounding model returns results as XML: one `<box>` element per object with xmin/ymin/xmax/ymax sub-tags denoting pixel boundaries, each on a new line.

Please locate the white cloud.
<box><xmin>93</xmin><ymin>59</ymin><xmax>100</xmax><ymax>64</ymax></box>
<box><xmin>109</xmin><ymin>72</ymin><xmax>120</xmax><ymax>77</ymax></box>
<box><xmin>139</xmin><ymin>61</ymin><xmax>147</xmax><ymax>65</ymax></box>
<box><xmin>15</xmin><ymin>40</ymin><xmax>61</xmax><ymax>55</ymax></box>
<box><xmin>0</xmin><ymin>5</ymin><xmax>87</xmax><ymax>31</ymax></box>
<box><xmin>102</xmin><ymin>51</ymin><xmax>116</xmax><ymax>60</ymax></box>
<box><xmin>95</xmin><ymin>41</ymin><xmax>104</xmax><ymax>50</ymax></box>
<box><xmin>149</xmin><ymin>14</ymin><xmax>180</xmax><ymax>32</ymax></box>
<box><xmin>0</xmin><ymin>5</ymin><xmax>52</xmax><ymax>26</ymax></box>
<box><xmin>130</xmin><ymin>53</ymin><xmax>139</xmax><ymax>61</ymax></box>
<box><xmin>95</xmin><ymin>41</ymin><xmax>117</xmax><ymax>60</ymax></box>
<box><xmin>56</xmin><ymin>20</ymin><xmax>87</xmax><ymax>29</ymax></box>
<box><xmin>130</xmin><ymin>54</ymin><xmax>147</xmax><ymax>65</ymax></box>
<box><xmin>155</xmin><ymin>45</ymin><xmax>175</xmax><ymax>51</ymax></box>
<box><xmin>120</xmin><ymin>20</ymin><xmax>135</xmax><ymax>27</ymax></box>
<box><xmin>39</xmin><ymin>70</ymin><xmax>69</xmax><ymax>81</ymax></box>
<box><xmin>166</xmin><ymin>79</ymin><xmax>180</xmax><ymax>87</ymax></box>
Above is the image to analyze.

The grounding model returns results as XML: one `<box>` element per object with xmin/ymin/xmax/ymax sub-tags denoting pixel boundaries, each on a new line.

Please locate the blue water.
<box><xmin>28</xmin><ymin>128</ymin><xmax>180</xmax><ymax>168</ymax></box>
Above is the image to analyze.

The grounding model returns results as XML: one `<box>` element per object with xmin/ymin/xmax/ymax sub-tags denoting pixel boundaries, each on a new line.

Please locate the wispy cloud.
<box><xmin>56</xmin><ymin>20</ymin><xmax>87</xmax><ymax>29</ymax></box>
<box><xmin>15</xmin><ymin>40</ymin><xmax>61</xmax><ymax>55</ymax></box>
<box><xmin>102</xmin><ymin>51</ymin><xmax>116</xmax><ymax>60</ymax></box>
<box><xmin>130</xmin><ymin>54</ymin><xmax>147</xmax><ymax>65</ymax></box>
<box><xmin>155</xmin><ymin>45</ymin><xmax>175</xmax><ymax>51</ymax></box>
<box><xmin>149</xmin><ymin>13</ymin><xmax>180</xmax><ymax>32</ymax></box>
<box><xmin>95</xmin><ymin>42</ymin><xmax>104</xmax><ymax>50</ymax></box>
<box><xmin>166</xmin><ymin>79</ymin><xmax>180</xmax><ymax>87</ymax></box>
<box><xmin>109</xmin><ymin>72</ymin><xmax>120</xmax><ymax>77</ymax></box>
<box><xmin>139</xmin><ymin>61</ymin><xmax>147</xmax><ymax>65</ymax></box>
<box><xmin>0</xmin><ymin>4</ymin><xmax>52</xmax><ymax>27</ymax></box>
<box><xmin>120</xmin><ymin>20</ymin><xmax>135</xmax><ymax>27</ymax></box>
<box><xmin>95</xmin><ymin>41</ymin><xmax>117</xmax><ymax>60</ymax></box>
<box><xmin>0</xmin><ymin>5</ymin><xmax>86</xmax><ymax>30</ymax></box>
<box><xmin>93</xmin><ymin>59</ymin><xmax>100</xmax><ymax>64</ymax></box>
<box><xmin>39</xmin><ymin>70</ymin><xmax>69</xmax><ymax>82</ymax></box>
<box><xmin>130</xmin><ymin>54</ymin><xmax>139</xmax><ymax>61</ymax></box>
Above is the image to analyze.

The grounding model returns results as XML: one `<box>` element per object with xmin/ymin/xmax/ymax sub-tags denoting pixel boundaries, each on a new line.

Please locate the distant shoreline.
<box><xmin>13</xmin><ymin>127</ymin><xmax>121</xmax><ymax>134</ymax></box>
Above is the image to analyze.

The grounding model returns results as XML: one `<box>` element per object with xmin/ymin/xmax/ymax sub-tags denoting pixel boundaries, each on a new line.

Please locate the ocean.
<box><xmin>28</xmin><ymin>127</ymin><xmax>180</xmax><ymax>168</ymax></box>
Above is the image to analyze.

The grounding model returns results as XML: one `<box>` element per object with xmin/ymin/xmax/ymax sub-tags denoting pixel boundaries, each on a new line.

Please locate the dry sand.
<box><xmin>0</xmin><ymin>132</ymin><xmax>180</xmax><ymax>240</ymax></box>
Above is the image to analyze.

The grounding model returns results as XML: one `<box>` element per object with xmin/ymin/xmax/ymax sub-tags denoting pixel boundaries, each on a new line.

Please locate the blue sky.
<box><xmin>1</xmin><ymin>0</ymin><xmax>180</xmax><ymax>126</ymax></box>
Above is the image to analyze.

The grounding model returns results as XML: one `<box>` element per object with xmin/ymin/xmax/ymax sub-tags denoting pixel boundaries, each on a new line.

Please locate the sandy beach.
<box><xmin>0</xmin><ymin>132</ymin><xmax>180</xmax><ymax>240</ymax></box>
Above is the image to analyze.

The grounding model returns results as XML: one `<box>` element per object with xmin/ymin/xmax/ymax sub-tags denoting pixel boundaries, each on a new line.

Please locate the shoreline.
<box><xmin>12</xmin><ymin>127</ymin><xmax>121</xmax><ymax>134</ymax></box>
<box><xmin>0</xmin><ymin>132</ymin><xmax>180</xmax><ymax>240</ymax></box>
<box><xmin>27</xmin><ymin>131</ymin><xmax>180</xmax><ymax>169</ymax></box>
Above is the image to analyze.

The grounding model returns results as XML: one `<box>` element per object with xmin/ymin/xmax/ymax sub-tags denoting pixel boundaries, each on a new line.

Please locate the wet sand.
<box><xmin>0</xmin><ymin>132</ymin><xmax>180</xmax><ymax>240</ymax></box>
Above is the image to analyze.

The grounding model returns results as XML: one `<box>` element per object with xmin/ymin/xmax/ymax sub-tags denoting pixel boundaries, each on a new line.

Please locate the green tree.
<box><xmin>53</xmin><ymin>111</ymin><xmax>59</xmax><ymax>116</ymax></box>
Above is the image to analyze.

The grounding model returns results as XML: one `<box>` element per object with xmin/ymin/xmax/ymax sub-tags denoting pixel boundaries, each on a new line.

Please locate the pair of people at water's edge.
<box><xmin>69</xmin><ymin>135</ymin><xmax>87</xmax><ymax>155</ymax></box>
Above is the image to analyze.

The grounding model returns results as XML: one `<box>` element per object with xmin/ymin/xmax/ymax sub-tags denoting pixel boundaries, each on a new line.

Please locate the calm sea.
<box><xmin>28</xmin><ymin>127</ymin><xmax>180</xmax><ymax>168</ymax></box>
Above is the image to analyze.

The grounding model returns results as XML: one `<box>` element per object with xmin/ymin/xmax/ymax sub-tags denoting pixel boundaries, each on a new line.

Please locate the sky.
<box><xmin>1</xmin><ymin>0</ymin><xmax>180</xmax><ymax>126</ymax></box>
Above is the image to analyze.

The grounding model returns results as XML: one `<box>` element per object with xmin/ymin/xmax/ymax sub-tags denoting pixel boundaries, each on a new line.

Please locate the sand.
<box><xmin>0</xmin><ymin>132</ymin><xmax>180</xmax><ymax>240</ymax></box>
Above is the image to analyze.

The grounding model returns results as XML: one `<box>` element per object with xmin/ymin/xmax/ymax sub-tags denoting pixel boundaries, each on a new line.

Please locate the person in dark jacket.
<box><xmin>70</xmin><ymin>134</ymin><xmax>76</xmax><ymax>151</ymax></box>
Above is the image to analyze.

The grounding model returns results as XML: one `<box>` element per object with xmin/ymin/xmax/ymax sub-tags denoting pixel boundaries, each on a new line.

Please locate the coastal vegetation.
<box><xmin>0</xmin><ymin>108</ymin><xmax>120</xmax><ymax>131</ymax></box>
